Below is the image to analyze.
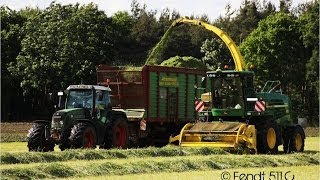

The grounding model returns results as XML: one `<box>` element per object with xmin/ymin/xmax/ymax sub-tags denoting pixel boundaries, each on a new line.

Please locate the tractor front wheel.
<box><xmin>69</xmin><ymin>123</ymin><xmax>96</xmax><ymax>149</ymax></box>
<box><xmin>27</xmin><ymin>123</ymin><xmax>54</xmax><ymax>152</ymax></box>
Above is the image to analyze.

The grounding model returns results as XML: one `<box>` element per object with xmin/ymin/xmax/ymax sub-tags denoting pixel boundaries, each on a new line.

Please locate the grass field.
<box><xmin>0</xmin><ymin>137</ymin><xmax>319</xmax><ymax>179</ymax></box>
<box><xmin>0</xmin><ymin>122</ymin><xmax>319</xmax><ymax>179</ymax></box>
<box><xmin>1</xmin><ymin>149</ymin><xmax>319</xmax><ymax>179</ymax></box>
<box><xmin>70</xmin><ymin>165</ymin><xmax>320</xmax><ymax>180</ymax></box>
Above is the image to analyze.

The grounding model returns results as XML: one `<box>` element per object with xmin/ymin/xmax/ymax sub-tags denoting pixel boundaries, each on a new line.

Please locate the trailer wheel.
<box><xmin>103</xmin><ymin>117</ymin><xmax>129</xmax><ymax>149</ymax></box>
<box><xmin>27</xmin><ymin>123</ymin><xmax>54</xmax><ymax>152</ymax></box>
<box><xmin>283</xmin><ymin>126</ymin><xmax>305</xmax><ymax>153</ymax></box>
<box><xmin>69</xmin><ymin>123</ymin><xmax>96</xmax><ymax>149</ymax></box>
<box><xmin>256</xmin><ymin>120</ymin><xmax>279</xmax><ymax>154</ymax></box>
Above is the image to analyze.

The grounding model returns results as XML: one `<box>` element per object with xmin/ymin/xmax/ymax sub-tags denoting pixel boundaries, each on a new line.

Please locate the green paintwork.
<box><xmin>257</xmin><ymin>92</ymin><xmax>293</xmax><ymax>126</ymax></box>
<box><xmin>148</xmin><ymin>71</ymin><xmax>203</xmax><ymax>122</ymax></box>
<box><xmin>159</xmin><ymin>77</ymin><xmax>179</xmax><ymax>87</ymax></box>
<box><xmin>211</xmin><ymin>108</ymin><xmax>244</xmax><ymax>117</ymax></box>
<box><xmin>52</xmin><ymin>108</ymin><xmax>88</xmax><ymax>131</ymax></box>
<box><xmin>206</xmin><ymin>70</ymin><xmax>294</xmax><ymax>126</ymax></box>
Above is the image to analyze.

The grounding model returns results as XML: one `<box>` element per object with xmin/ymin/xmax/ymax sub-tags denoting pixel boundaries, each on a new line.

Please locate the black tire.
<box><xmin>283</xmin><ymin>126</ymin><xmax>305</xmax><ymax>153</ymax></box>
<box><xmin>69</xmin><ymin>123</ymin><xmax>96</xmax><ymax>149</ymax></box>
<box><xmin>102</xmin><ymin>117</ymin><xmax>129</xmax><ymax>149</ymax></box>
<box><xmin>59</xmin><ymin>128</ymin><xmax>71</xmax><ymax>151</ymax></box>
<box><xmin>255</xmin><ymin>120</ymin><xmax>279</xmax><ymax>154</ymax></box>
<box><xmin>27</xmin><ymin>123</ymin><xmax>54</xmax><ymax>152</ymax></box>
<box><xmin>152</xmin><ymin>127</ymin><xmax>170</xmax><ymax>147</ymax></box>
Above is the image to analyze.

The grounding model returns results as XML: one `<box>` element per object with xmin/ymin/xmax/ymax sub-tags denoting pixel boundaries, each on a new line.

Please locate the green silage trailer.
<box><xmin>96</xmin><ymin>65</ymin><xmax>206</xmax><ymax>146</ymax></box>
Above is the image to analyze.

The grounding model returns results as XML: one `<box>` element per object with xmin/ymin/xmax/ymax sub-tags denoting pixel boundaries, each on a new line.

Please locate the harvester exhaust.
<box><xmin>170</xmin><ymin>122</ymin><xmax>257</xmax><ymax>153</ymax></box>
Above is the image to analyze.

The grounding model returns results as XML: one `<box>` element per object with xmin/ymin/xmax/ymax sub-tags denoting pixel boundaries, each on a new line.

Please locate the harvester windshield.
<box><xmin>66</xmin><ymin>90</ymin><xmax>93</xmax><ymax>109</ymax></box>
<box><xmin>212</xmin><ymin>77</ymin><xmax>244</xmax><ymax>109</ymax></box>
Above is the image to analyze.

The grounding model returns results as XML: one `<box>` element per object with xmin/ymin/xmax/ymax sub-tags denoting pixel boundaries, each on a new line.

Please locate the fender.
<box><xmin>110</xmin><ymin>110</ymin><xmax>128</xmax><ymax>122</ymax></box>
<box><xmin>73</xmin><ymin>119</ymin><xmax>98</xmax><ymax>131</ymax></box>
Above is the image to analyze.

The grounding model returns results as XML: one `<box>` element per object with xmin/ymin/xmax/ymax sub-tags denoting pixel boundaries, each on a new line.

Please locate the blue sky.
<box><xmin>1</xmin><ymin>0</ymin><xmax>312</xmax><ymax>20</ymax></box>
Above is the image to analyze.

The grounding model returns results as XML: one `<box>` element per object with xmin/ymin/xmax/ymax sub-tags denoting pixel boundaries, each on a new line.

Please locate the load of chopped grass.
<box><xmin>160</xmin><ymin>56</ymin><xmax>207</xmax><ymax>70</ymax></box>
<box><xmin>124</xmin><ymin>65</ymin><xmax>143</xmax><ymax>71</ymax></box>
<box><xmin>1</xmin><ymin>153</ymin><xmax>319</xmax><ymax>179</ymax></box>
<box><xmin>145</xmin><ymin>22</ymin><xmax>175</xmax><ymax>65</ymax></box>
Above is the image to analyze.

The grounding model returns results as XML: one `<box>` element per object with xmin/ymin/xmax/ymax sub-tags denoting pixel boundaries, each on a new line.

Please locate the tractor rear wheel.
<box><xmin>69</xmin><ymin>123</ymin><xmax>96</xmax><ymax>149</ymax></box>
<box><xmin>256</xmin><ymin>120</ymin><xmax>279</xmax><ymax>154</ymax></box>
<box><xmin>27</xmin><ymin>123</ymin><xmax>54</xmax><ymax>152</ymax></box>
<box><xmin>103</xmin><ymin>117</ymin><xmax>129</xmax><ymax>149</ymax></box>
<box><xmin>283</xmin><ymin>126</ymin><xmax>305</xmax><ymax>153</ymax></box>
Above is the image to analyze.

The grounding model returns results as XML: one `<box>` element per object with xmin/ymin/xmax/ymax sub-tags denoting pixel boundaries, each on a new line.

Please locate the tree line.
<box><xmin>1</xmin><ymin>0</ymin><xmax>318</xmax><ymax>125</ymax></box>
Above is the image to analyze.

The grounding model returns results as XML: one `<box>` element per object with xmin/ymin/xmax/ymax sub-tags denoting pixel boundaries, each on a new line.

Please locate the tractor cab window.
<box><xmin>95</xmin><ymin>90</ymin><xmax>110</xmax><ymax>109</ymax></box>
<box><xmin>212</xmin><ymin>77</ymin><xmax>244</xmax><ymax>109</ymax></box>
<box><xmin>66</xmin><ymin>90</ymin><xmax>93</xmax><ymax>109</ymax></box>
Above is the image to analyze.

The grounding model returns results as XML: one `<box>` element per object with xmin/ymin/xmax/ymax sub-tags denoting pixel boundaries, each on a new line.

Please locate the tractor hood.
<box><xmin>52</xmin><ymin>108</ymin><xmax>91</xmax><ymax>130</ymax></box>
<box><xmin>54</xmin><ymin>108</ymin><xmax>89</xmax><ymax>119</ymax></box>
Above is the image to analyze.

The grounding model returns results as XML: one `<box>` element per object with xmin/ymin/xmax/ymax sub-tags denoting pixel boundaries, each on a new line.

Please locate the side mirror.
<box><xmin>58</xmin><ymin>91</ymin><xmax>64</xmax><ymax>109</ymax></box>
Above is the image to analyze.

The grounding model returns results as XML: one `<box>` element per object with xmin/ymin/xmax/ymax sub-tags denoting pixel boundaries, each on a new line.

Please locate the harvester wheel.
<box><xmin>283</xmin><ymin>126</ymin><xmax>305</xmax><ymax>153</ymax></box>
<box><xmin>256</xmin><ymin>120</ymin><xmax>279</xmax><ymax>154</ymax></box>
<box><xmin>69</xmin><ymin>123</ymin><xmax>96</xmax><ymax>149</ymax></box>
<box><xmin>103</xmin><ymin>117</ymin><xmax>129</xmax><ymax>149</ymax></box>
<box><xmin>27</xmin><ymin>123</ymin><xmax>54</xmax><ymax>152</ymax></box>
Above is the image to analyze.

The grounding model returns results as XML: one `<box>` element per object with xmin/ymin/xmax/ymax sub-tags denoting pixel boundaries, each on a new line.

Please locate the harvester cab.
<box><xmin>203</xmin><ymin>70</ymin><xmax>253</xmax><ymax>119</ymax></box>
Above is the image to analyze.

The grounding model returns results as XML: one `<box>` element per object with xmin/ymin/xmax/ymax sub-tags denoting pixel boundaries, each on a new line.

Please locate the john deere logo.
<box><xmin>159</xmin><ymin>77</ymin><xmax>179</xmax><ymax>87</ymax></box>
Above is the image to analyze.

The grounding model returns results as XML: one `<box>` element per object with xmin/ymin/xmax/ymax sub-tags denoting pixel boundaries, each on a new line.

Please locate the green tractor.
<box><xmin>27</xmin><ymin>85</ymin><xmax>130</xmax><ymax>151</ymax></box>
<box><xmin>173</xmin><ymin>70</ymin><xmax>305</xmax><ymax>154</ymax></box>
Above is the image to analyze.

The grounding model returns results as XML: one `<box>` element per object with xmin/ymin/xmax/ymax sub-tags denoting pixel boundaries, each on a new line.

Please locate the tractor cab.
<box><xmin>65</xmin><ymin>85</ymin><xmax>111</xmax><ymax>113</ymax></box>
<box><xmin>202</xmin><ymin>70</ymin><xmax>256</xmax><ymax>120</ymax></box>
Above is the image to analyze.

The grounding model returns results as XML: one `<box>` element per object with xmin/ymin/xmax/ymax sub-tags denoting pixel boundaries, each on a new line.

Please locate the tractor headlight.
<box><xmin>52</xmin><ymin>115</ymin><xmax>63</xmax><ymax>129</ymax></box>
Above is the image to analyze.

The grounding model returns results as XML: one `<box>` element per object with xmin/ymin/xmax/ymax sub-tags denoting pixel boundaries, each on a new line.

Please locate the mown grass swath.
<box><xmin>1</xmin><ymin>146</ymin><xmax>227</xmax><ymax>164</ymax></box>
<box><xmin>1</xmin><ymin>153</ymin><xmax>319</xmax><ymax>179</ymax></box>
